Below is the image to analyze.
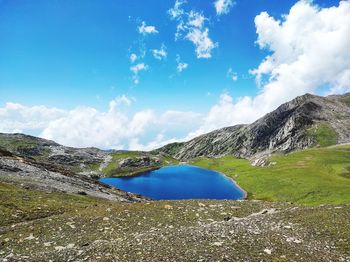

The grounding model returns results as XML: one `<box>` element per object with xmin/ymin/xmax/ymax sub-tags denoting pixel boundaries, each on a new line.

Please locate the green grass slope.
<box><xmin>191</xmin><ymin>145</ymin><xmax>350</xmax><ymax>205</ymax></box>
<box><xmin>307</xmin><ymin>122</ymin><xmax>338</xmax><ymax>147</ymax></box>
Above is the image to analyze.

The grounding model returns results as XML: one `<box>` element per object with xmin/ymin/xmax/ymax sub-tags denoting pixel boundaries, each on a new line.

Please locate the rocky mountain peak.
<box><xmin>155</xmin><ymin>93</ymin><xmax>350</xmax><ymax>161</ymax></box>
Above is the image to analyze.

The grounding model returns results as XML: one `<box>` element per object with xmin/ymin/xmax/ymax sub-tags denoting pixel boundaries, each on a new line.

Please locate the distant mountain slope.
<box><xmin>155</xmin><ymin>93</ymin><xmax>350</xmax><ymax>161</ymax></box>
<box><xmin>0</xmin><ymin>133</ymin><xmax>108</xmax><ymax>167</ymax></box>
<box><xmin>0</xmin><ymin>132</ymin><xmax>177</xmax><ymax>181</ymax></box>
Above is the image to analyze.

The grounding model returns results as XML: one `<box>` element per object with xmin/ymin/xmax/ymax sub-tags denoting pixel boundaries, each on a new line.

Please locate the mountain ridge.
<box><xmin>155</xmin><ymin>93</ymin><xmax>350</xmax><ymax>162</ymax></box>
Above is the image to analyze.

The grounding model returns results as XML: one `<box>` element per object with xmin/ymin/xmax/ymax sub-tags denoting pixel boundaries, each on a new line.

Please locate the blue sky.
<box><xmin>0</xmin><ymin>0</ymin><xmax>349</xmax><ymax>149</ymax></box>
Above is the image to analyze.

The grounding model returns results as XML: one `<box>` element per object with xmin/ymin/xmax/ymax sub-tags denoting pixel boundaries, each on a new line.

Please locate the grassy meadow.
<box><xmin>191</xmin><ymin>145</ymin><xmax>350</xmax><ymax>205</ymax></box>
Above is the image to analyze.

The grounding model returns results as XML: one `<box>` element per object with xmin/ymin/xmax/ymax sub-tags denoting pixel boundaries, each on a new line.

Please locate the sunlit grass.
<box><xmin>191</xmin><ymin>145</ymin><xmax>350</xmax><ymax>205</ymax></box>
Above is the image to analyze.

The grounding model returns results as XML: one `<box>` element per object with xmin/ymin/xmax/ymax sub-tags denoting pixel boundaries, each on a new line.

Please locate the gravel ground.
<box><xmin>1</xmin><ymin>197</ymin><xmax>349</xmax><ymax>262</ymax></box>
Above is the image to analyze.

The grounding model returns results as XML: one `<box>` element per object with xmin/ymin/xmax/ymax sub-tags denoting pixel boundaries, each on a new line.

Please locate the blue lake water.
<box><xmin>100</xmin><ymin>165</ymin><xmax>245</xmax><ymax>200</ymax></box>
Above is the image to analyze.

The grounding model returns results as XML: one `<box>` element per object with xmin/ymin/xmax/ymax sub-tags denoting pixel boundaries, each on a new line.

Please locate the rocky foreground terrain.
<box><xmin>0</xmin><ymin>186</ymin><xmax>349</xmax><ymax>261</ymax></box>
<box><xmin>156</xmin><ymin>93</ymin><xmax>350</xmax><ymax>162</ymax></box>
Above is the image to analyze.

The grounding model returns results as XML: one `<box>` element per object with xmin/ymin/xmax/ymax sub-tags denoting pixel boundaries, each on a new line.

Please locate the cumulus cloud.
<box><xmin>3</xmin><ymin>1</ymin><xmax>349</xmax><ymax>151</ymax></box>
<box><xmin>176</xmin><ymin>55</ymin><xmax>188</xmax><ymax>72</ymax></box>
<box><xmin>188</xmin><ymin>0</ymin><xmax>350</xmax><ymax>138</ymax></box>
<box><xmin>129</xmin><ymin>134</ymin><xmax>179</xmax><ymax>151</ymax></box>
<box><xmin>214</xmin><ymin>0</ymin><xmax>235</xmax><ymax>15</ymax></box>
<box><xmin>168</xmin><ymin>1</ymin><xmax>217</xmax><ymax>58</ymax></box>
<box><xmin>186</xmin><ymin>93</ymin><xmax>258</xmax><ymax>139</ymax></box>
<box><xmin>130</xmin><ymin>63</ymin><xmax>148</xmax><ymax>85</ymax></box>
<box><xmin>0</xmin><ymin>97</ymin><xmax>203</xmax><ymax>150</ymax></box>
<box><xmin>0</xmin><ymin>103</ymin><xmax>66</xmax><ymax>134</ymax></box>
<box><xmin>128</xmin><ymin>110</ymin><xmax>202</xmax><ymax>151</ymax></box>
<box><xmin>168</xmin><ymin>0</ymin><xmax>186</xmax><ymax>19</ymax></box>
<box><xmin>151</xmin><ymin>44</ymin><xmax>167</xmax><ymax>60</ymax></box>
<box><xmin>188</xmin><ymin>10</ymin><xmax>205</xmax><ymax>28</ymax></box>
<box><xmin>186</xmin><ymin>28</ymin><xmax>217</xmax><ymax>59</ymax></box>
<box><xmin>250</xmin><ymin>0</ymin><xmax>350</xmax><ymax>104</ymax></box>
<box><xmin>37</xmin><ymin>96</ymin><xmax>150</xmax><ymax>148</ymax></box>
<box><xmin>138</xmin><ymin>21</ymin><xmax>159</xmax><ymax>35</ymax></box>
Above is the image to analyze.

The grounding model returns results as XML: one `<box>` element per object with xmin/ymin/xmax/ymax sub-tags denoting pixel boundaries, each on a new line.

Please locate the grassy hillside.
<box><xmin>191</xmin><ymin>145</ymin><xmax>350</xmax><ymax>205</ymax></box>
<box><xmin>307</xmin><ymin>122</ymin><xmax>338</xmax><ymax>147</ymax></box>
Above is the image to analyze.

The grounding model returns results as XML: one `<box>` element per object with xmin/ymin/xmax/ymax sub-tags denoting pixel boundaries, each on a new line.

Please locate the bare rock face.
<box><xmin>0</xmin><ymin>133</ymin><xmax>108</xmax><ymax>172</ymax></box>
<box><xmin>0</xmin><ymin>151</ymin><xmax>145</xmax><ymax>202</ymax></box>
<box><xmin>119</xmin><ymin>156</ymin><xmax>161</xmax><ymax>169</ymax></box>
<box><xmin>155</xmin><ymin>93</ymin><xmax>350</xmax><ymax>161</ymax></box>
<box><xmin>0</xmin><ymin>134</ymin><xmax>148</xmax><ymax>202</ymax></box>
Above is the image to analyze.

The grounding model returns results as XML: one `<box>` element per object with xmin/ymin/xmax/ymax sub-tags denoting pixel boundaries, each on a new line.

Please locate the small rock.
<box><xmin>264</xmin><ymin>248</ymin><xmax>272</xmax><ymax>255</ymax></box>
<box><xmin>164</xmin><ymin>205</ymin><xmax>173</xmax><ymax>210</ymax></box>
<box><xmin>66</xmin><ymin>222</ymin><xmax>76</xmax><ymax>229</ymax></box>
<box><xmin>24</xmin><ymin>234</ymin><xmax>36</xmax><ymax>240</ymax></box>
<box><xmin>0</xmin><ymin>227</ymin><xmax>7</xmax><ymax>235</ymax></box>
<box><xmin>54</xmin><ymin>246</ymin><xmax>66</xmax><ymax>251</ymax></box>
<box><xmin>66</xmin><ymin>243</ymin><xmax>75</xmax><ymax>249</ymax></box>
<box><xmin>212</xmin><ymin>242</ymin><xmax>223</xmax><ymax>247</ymax></box>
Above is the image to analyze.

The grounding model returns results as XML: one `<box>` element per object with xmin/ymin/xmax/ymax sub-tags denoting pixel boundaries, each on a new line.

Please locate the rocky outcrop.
<box><xmin>0</xmin><ymin>133</ymin><xmax>109</xmax><ymax>173</ymax></box>
<box><xmin>119</xmin><ymin>156</ymin><xmax>161</xmax><ymax>169</ymax></box>
<box><xmin>0</xmin><ymin>151</ymin><xmax>145</xmax><ymax>202</ymax></box>
<box><xmin>155</xmin><ymin>93</ymin><xmax>350</xmax><ymax>161</ymax></box>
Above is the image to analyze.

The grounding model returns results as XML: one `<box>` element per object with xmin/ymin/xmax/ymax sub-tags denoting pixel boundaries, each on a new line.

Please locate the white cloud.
<box><xmin>130</xmin><ymin>63</ymin><xmax>148</xmax><ymax>85</ymax></box>
<box><xmin>188</xmin><ymin>0</ymin><xmax>350</xmax><ymax>138</ymax></box>
<box><xmin>250</xmin><ymin>0</ymin><xmax>350</xmax><ymax>105</ymax></box>
<box><xmin>3</xmin><ymin>1</ymin><xmax>349</xmax><ymax>152</ymax></box>
<box><xmin>128</xmin><ymin>110</ymin><xmax>202</xmax><ymax>151</ymax></box>
<box><xmin>176</xmin><ymin>55</ymin><xmax>188</xmax><ymax>72</ymax></box>
<box><xmin>214</xmin><ymin>0</ymin><xmax>235</xmax><ymax>16</ymax></box>
<box><xmin>188</xmin><ymin>10</ymin><xmax>205</xmax><ymax>28</ymax></box>
<box><xmin>186</xmin><ymin>28</ymin><xmax>217</xmax><ymax>59</ymax></box>
<box><xmin>151</xmin><ymin>44</ymin><xmax>167</xmax><ymax>60</ymax></box>
<box><xmin>168</xmin><ymin>2</ymin><xmax>217</xmax><ymax>59</ymax></box>
<box><xmin>130</xmin><ymin>53</ymin><xmax>137</xmax><ymax>63</ymax></box>
<box><xmin>128</xmin><ymin>134</ymin><xmax>179</xmax><ymax>152</ymax></box>
<box><xmin>0</xmin><ymin>97</ymin><xmax>203</xmax><ymax>151</ymax></box>
<box><xmin>0</xmin><ymin>103</ymin><xmax>66</xmax><ymax>133</ymax></box>
<box><xmin>138</xmin><ymin>21</ymin><xmax>158</xmax><ymax>35</ymax></box>
<box><xmin>159</xmin><ymin>110</ymin><xmax>202</xmax><ymax>129</ymax></box>
<box><xmin>130</xmin><ymin>63</ymin><xmax>147</xmax><ymax>74</ymax></box>
<box><xmin>168</xmin><ymin>0</ymin><xmax>186</xmax><ymax>20</ymax></box>
<box><xmin>39</xmin><ymin>100</ymin><xmax>157</xmax><ymax>149</ymax></box>
<box><xmin>186</xmin><ymin>93</ymin><xmax>258</xmax><ymax>139</ymax></box>
<box><xmin>227</xmin><ymin>68</ymin><xmax>238</xmax><ymax>81</ymax></box>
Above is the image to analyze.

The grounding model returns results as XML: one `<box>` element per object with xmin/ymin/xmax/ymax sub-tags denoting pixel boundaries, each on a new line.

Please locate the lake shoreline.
<box><xmin>109</xmin><ymin>166</ymin><xmax>162</xmax><ymax>178</ymax></box>
<box><xmin>180</xmin><ymin>164</ymin><xmax>248</xmax><ymax>200</ymax></box>
<box><xmin>224</xmin><ymin>174</ymin><xmax>248</xmax><ymax>200</ymax></box>
<box><xmin>103</xmin><ymin>164</ymin><xmax>247</xmax><ymax>201</ymax></box>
